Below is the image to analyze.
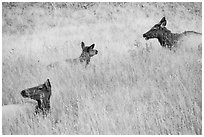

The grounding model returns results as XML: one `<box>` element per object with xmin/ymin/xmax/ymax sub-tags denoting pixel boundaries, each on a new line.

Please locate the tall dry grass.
<box><xmin>2</xmin><ymin>2</ymin><xmax>202</xmax><ymax>134</ymax></box>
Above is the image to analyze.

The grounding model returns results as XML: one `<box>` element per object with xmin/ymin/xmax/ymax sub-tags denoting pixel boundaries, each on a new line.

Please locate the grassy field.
<box><xmin>2</xmin><ymin>2</ymin><xmax>202</xmax><ymax>135</ymax></box>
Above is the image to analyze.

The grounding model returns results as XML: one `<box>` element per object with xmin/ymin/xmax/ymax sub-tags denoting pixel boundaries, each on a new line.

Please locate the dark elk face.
<box><xmin>79</xmin><ymin>42</ymin><xmax>98</xmax><ymax>65</ymax></box>
<box><xmin>143</xmin><ymin>17</ymin><xmax>168</xmax><ymax>40</ymax></box>
<box><xmin>81</xmin><ymin>42</ymin><xmax>98</xmax><ymax>57</ymax></box>
<box><xmin>21</xmin><ymin>79</ymin><xmax>51</xmax><ymax>114</ymax></box>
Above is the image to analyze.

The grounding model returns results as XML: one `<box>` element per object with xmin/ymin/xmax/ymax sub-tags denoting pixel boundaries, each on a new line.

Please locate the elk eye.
<box><xmin>39</xmin><ymin>87</ymin><xmax>43</xmax><ymax>90</ymax></box>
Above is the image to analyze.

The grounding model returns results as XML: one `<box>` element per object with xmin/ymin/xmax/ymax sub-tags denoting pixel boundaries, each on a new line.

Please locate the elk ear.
<box><xmin>81</xmin><ymin>42</ymin><xmax>85</xmax><ymax>49</ymax></box>
<box><xmin>45</xmin><ymin>79</ymin><xmax>51</xmax><ymax>90</ymax></box>
<box><xmin>159</xmin><ymin>17</ymin><xmax>167</xmax><ymax>27</ymax></box>
<box><xmin>89</xmin><ymin>44</ymin><xmax>95</xmax><ymax>49</ymax></box>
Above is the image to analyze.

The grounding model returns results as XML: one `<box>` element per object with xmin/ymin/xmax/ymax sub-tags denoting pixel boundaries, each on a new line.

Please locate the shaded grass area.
<box><xmin>2</xmin><ymin>2</ymin><xmax>202</xmax><ymax>135</ymax></box>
